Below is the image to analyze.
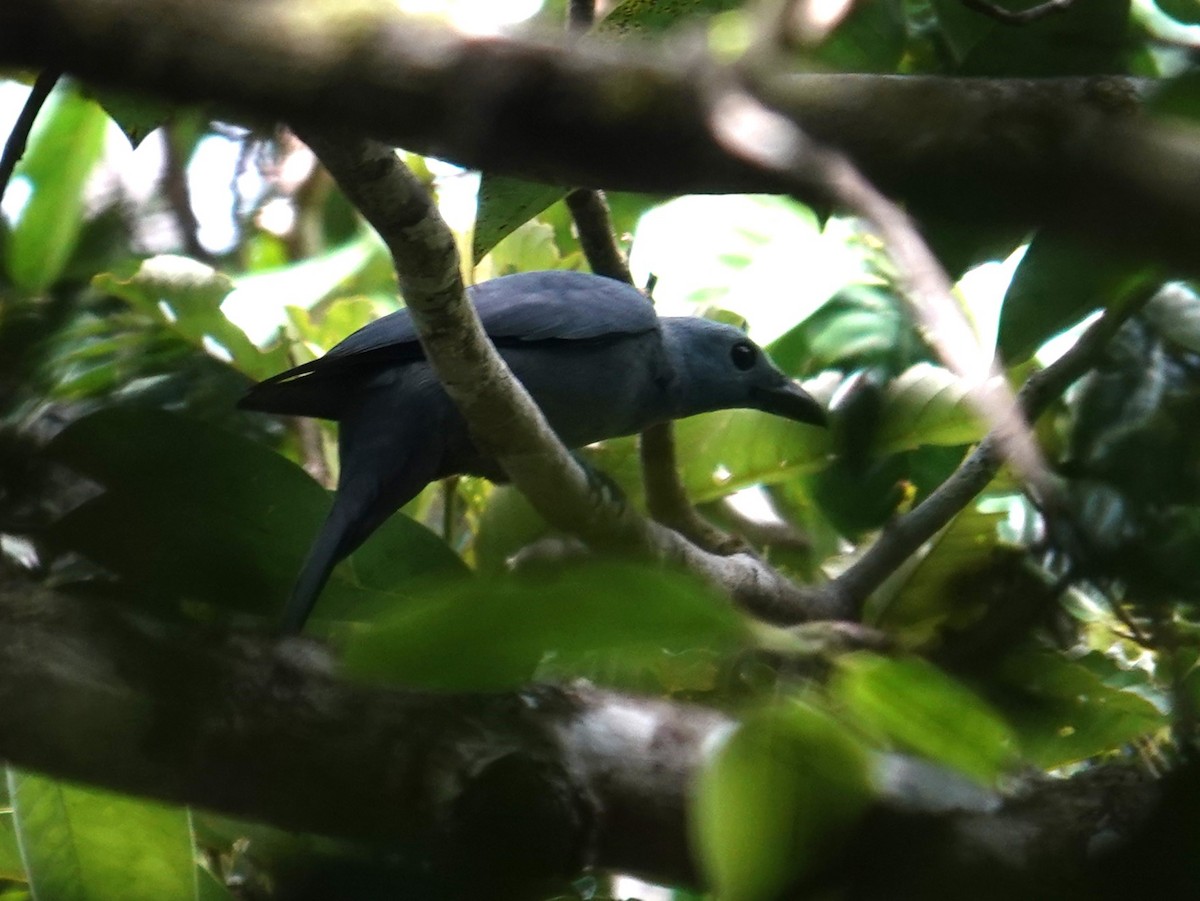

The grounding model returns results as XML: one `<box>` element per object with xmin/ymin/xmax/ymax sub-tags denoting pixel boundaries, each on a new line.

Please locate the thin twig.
<box><xmin>564</xmin><ymin>189</ymin><xmax>632</xmax><ymax>285</ymax></box>
<box><xmin>832</xmin><ymin>297</ymin><xmax>1150</xmax><ymax>617</ymax></box>
<box><xmin>159</xmin><ymin>124</ymin><xmax>214</xmax><ymax>263</ymax></box>
<box><xmin>0</xmin><ymin>68</ymin><xmax>61</xmax><ymax>205</ymax></box>
<box><xmin>707</xmin><ymin>87</ymin><xmax>1053</xmax><ymax>506</ymax></box>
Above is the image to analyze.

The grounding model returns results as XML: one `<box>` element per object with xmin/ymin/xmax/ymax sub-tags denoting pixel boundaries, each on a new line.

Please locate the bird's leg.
<box><xmin>640</xmin><ymin>422</ymin><xmax>751</xmax><ymax>556</ymax></box>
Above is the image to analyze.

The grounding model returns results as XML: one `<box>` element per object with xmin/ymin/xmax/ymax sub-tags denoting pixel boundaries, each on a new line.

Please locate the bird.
<box><xmin>240</xmin><ymin>270</ymin><xmax>826</xmax><ymax>631</ymax></box>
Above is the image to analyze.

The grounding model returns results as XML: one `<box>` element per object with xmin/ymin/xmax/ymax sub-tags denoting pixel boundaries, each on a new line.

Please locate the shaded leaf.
<box><xmin>46</xmin><ymin>408</ymin><xmax>465</xmax><ymax>620</ymax></box>
<box><xmin>997</xmin><ymin>231</ymin><xmax>1146</xmax><ymax>363</ymax></box>
<box><xmin>833</xmin><ymin>654</ymin><xmax>1018</xmax><ymax>782</ymax></box>
<box><xmin>875</xmin><ymin>364</ymin><xmax>985</xmax><ymax>454</ymax></box>
<box><xmin>811</xmin><ymin>0</ymin><xmax>906</xmax><ymax>73</ymax></box>
<box><xmin>995</xmin><ymin>650</ymin><xmax>1165</xmax><ymax>768</ymax></box>
<box><xmin>1156</xmin><ymin>0</ymin><xmax>1200</xmax><ymax>24</ymax></box>
<box><xmin>692</xmin><ymin>703</ymin><xmax>872</xmax><ymax>901</ymax></box>
<box><xmin>342</xmin><ymin>563</ymin><xmax>747</xmax><ymax>690</ymax></box>
<box><xmin>87</xmin><ymin>88</ymin><xmax>173</xmax><ymax>148</ymax></box>
<box><xmin>472</xmin><ymin>176</ymin><xmax>565</xmax><ymax>264</ymax></box>
<box><xmin>867</xmin><ymin>505</ymin><xmax>1006</xmax><ymax>642</ymax></box>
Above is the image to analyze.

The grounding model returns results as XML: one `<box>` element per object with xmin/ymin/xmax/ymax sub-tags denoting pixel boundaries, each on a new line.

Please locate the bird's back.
<box><xmin>239</xmin><ymin>271</ymin><xmax>659</xmax><ymax>421</ymax></box>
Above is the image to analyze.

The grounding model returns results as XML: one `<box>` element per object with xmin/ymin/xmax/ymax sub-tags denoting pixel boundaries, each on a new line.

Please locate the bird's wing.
<box><xmin>240</xmin><ymin>271</ymin><xmax>658</xmax><ymax>417</ymax></box>
<box><xmin>325</xmin><ymin>270</ymin><xmax>657</xmax><ymax>358</ymax></box>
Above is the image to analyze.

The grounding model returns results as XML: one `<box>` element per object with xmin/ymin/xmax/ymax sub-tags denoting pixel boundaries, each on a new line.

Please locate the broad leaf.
<box><xmin>995</xmin><ymin>650</ymin><xmax>1164</xmax><ymax>768</ymax></box>
<box><xmin>5</xmin><ymin>83</ymin><xmax>108</xmax><ymax>293</ymax></box>
<box><xmin>342</xmin><ymin>563</ymin><xmax>747</xmax><ymax>690</ymax></box>
<box><xmin>7</xmin><ymin>770</ymin><xmax>199</xmax><ymax>901</ymax></box>
<box><xmin>46</xmin><ymin>408</ymin><xmax>465</xmax><ymax>621</ymax></box>
<box><xmin>997</xmin><ymin>231</ymin><xmax>1146</xmax><ymax>363</ymax></box>
<box><xmin>472</xmin><ymin>176</ymin><xmax>565</xmax><ymax>264</ymax></box>
<box><xmin>692</xmin><ymin>703</ymin><xmax>872</xmax><ymax>901</ymax></box>
<box><xmin>833</xmin><ymin>654</ymin><xmax>1018</xmax><ymax>783</ymax></box>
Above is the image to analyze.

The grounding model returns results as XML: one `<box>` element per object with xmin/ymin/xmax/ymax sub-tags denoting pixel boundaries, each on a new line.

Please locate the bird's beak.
<box><xmin>751</xmin><ymin>379</ymin><xmax>827</xmax><ymax>426</ymax></box>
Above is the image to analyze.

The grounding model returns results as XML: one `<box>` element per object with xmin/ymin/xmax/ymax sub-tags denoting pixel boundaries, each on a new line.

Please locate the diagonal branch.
<box><xmin>296</xmin><ymin>129</ymin><xmax>847</xmax><ymax>623</ymax></box>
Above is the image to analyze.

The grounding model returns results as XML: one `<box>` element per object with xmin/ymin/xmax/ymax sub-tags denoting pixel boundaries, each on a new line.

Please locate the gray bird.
<box><xmin>240</xmin><ymin>270</ymin><xmax>825</xmax><ymax>631</ymax></box>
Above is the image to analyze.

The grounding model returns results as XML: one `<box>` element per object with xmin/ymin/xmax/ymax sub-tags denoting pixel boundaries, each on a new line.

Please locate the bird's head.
<box><xmin>661</xmin><ymin>318</ymin><xmax>826</xmax><ymax>426</ymax></box>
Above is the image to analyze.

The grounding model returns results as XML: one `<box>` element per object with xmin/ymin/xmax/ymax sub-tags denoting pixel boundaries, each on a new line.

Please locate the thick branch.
<box><xmin>1</xmin><ymin>1</ymin><xmax>1199</xmax><ymax>269</ymax></box>
<box><xmin>0</xmin><ymin>583</ymin><xmax>1174</xmax><ymax>897</ymax></box>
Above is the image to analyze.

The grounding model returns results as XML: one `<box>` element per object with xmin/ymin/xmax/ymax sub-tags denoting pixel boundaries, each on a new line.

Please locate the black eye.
<box><xmin>730</xmin><ymin>341</ymin><xmax>757</xmax><ymax>371</ymax></box>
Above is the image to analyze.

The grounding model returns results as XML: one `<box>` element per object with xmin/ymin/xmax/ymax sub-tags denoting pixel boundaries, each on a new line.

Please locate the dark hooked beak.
<box><xmin>751</xmin><ymin>379</ymin><xmax>827</xmax><ymax>426</ymax></box>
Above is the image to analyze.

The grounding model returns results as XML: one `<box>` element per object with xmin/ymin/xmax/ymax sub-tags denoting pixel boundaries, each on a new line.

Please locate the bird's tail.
<box><xmin>279</xmin><ymin>400</ymin><xmax>447</xmax><ymax>633</ymax></box>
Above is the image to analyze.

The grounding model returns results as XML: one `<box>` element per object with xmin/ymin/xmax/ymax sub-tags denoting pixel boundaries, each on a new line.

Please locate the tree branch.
<box><xmin>830</xmin><ymin>294</ymin><xmax>1150</xmax><ymax>617</ymax></box>
<box><xmin>0</xmin><ymin>582</ymin><xmax>1175</xmax><ymax>898</ymax></box>
<box><xmin>1</xmin><ymin>1</ymin><xmax>1198</xmax><ymax>271</ymax></box>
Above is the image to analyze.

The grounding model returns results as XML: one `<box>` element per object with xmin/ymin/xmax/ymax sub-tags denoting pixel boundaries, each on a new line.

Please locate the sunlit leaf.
<box><xmin>692</xmin><ymin>703</ymin><xmax>872</xmax><ymax>901</ymax></box>
<box><xmin>0</xmin><ymin>807</ymin><xmax>23</xmax><ymax>882</ymax></box>
<box><xmin>874</xmin><ymin>364</ymin><xmax>985</xmax><ymax>453</ymax></box>
<box><xmin>7</xmin><ymin>770</ymin><xmax>198</xmax><ymax>901</ymax></box>
<box><xmin>472</xmin><ymin>176</ymin><xmax>564</xmax><ymax>264</ymax></box>
<box><xmin>94</xmin><ymin>255</ymin><xmax>283</xmax><ymax>379</ymax></box>
<box><xmin>5</xmin><ymin>83</ymin><xmax>108</xmax><ymax>293</ymax></box>
<box><xmin>833</xmin><ymin>654</ymin><xmax>1018</xmax><ymax>783</ymax></box>
<box><xmin>599</xmin><ymin>0</ymin><xmax>742</xmax><ymax>33</ymax></box>
<box><xmin>487</xmin><ymin>219</ymin><xmax>567</xmax><ymax>276</ymax></box>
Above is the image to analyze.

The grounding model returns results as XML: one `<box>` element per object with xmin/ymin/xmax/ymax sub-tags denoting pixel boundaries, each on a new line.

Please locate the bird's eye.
<box><xmin>730</xmin><ymin>341</ymin><xmax>757</xmax><ymax>371</ymax></box>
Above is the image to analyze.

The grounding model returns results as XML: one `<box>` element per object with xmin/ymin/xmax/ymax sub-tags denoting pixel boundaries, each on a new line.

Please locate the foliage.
<box><xmin>2</xmin><ymin>0</ymin><xmax>1200</xmax><ymax>897</ymax></box>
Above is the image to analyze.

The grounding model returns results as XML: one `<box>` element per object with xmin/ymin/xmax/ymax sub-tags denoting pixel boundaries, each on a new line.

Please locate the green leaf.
<box><xmin>946</xmin><ymin>0</ymin><xmax>1134</xmax><ymax>76</ymax></box>
<box><xmin>995</xmin><ymin>650</ymin><xmax>1165</xmax><ymax>768</ymax></box>
<box><xmin>487</xmin><ymin>219</ymin><xmax>568</xmax><ymax>276</ymax></box>
<box><xmin>692</xmin><ymin>703</ymin><xmax>872</xmax><ymax>901</ymax></box>
<box><xmin>1148</xmin><ymin>70</ymin><xmax>1200</xmax><ymax>123</ymax></box>
<box><xmin>866</xmin><ymin>505</ymin><xmax>1005</xmax><ymax>641</ymax></box>
<box><xmin>874</xmin><ymin>364</ymin><xmax>985</xmax><ymax>454</ymax></box>
<box><xmin>0</xmin><ymin>807</ymin><xmax>24</xmax><ymax>882</ymax></box>
<box><xmin>342</xmin><ymin>563</ymin><xmax>747</xmax><ymax>690</ymax></box>
<box><xmin>46</xmin><ymin>408</ymin><xmax>465</xmax><ymax>620</ymax></box>
<box><xmin>5</xmin><ymin>83</ymin><xmax>108</xmax><ymax>293</ymax></box>
<box><xmin>833</xmin><ymin>654</ymin><xmax>1018</xmax><ymax>783</ymax></box>
<box><xmin>1156</xmin><ymin>0</ymin><xmax>1200</xmax><ymax>24</ymax></box>
<box><xmin>472</xmin><ymin>176</ymin><xmax>565</xmax><ymax>264</ymax></box>
<box><xmin>767</xmin><ymin>284</ymin><xmax>924</xmax><ymax>377</ymax></box>
<box><xmin>810</xmin><ymin>0</ymin><xmax>906</xmax><ymax>73</ymax></box>
<box><xmin>94</xmin><ymin>256</ymin><xmax>284</xmax><ymax>380</ymax></box>
<box><xmin>87</xmin><ymin>88</ymin><xmax>173</xmax><ymax>148</ymax></box>
<box><xmin>631</xmin><ymin>195</ymin><xmax>839</xmax><ymax>344</ymax></box>
<box><xmin>997</xmin><ymin>231</ymin><xmax>1145</xmax><ymax>363</ymax></box>
<box><xmin>7</xmin><ymin>770</ymin><xmax>197</xmax><ymax>901</ymax></box>
<box><xmin>222</xmin><ymin>233</ymin><xmax>390</xmax><ymax>343</ymax></box>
